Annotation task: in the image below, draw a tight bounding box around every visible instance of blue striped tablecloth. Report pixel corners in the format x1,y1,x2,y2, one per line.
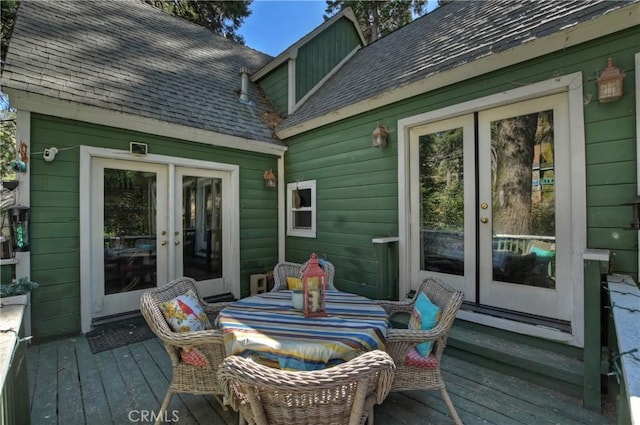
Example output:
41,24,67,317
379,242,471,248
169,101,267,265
216,290,388,371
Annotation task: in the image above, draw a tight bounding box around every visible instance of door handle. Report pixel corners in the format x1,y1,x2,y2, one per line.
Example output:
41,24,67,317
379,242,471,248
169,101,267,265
480,217,489,224
174,240,180,245
160,240,167,246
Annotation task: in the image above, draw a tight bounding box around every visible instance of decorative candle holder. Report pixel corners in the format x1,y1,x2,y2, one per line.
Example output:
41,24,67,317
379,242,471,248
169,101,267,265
301,253,327,317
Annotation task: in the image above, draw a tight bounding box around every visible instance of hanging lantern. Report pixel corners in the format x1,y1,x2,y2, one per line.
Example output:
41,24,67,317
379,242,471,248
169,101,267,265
597,58,625,103
371,122,389,148
8,206,30,252
263,169,277,188
301,253,327,318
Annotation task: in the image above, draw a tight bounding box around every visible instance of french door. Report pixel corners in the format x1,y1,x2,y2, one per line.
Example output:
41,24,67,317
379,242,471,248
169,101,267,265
412,93,571,323
90,158,231,319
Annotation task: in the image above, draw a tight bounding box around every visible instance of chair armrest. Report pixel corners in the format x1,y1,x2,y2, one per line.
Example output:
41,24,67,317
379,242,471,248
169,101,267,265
376,300,414,316
161,328,224,347
386,327,444,344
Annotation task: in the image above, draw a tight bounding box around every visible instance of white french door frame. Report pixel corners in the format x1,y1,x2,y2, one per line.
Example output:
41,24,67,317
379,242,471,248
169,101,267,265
397,72,587,346
79,146,240,333
409,114,477,302
90,158,170,318
174,167,232,297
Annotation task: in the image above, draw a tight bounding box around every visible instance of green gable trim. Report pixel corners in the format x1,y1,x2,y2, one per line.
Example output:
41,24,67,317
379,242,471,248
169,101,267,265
296,17,362,103
258,62,289,117
28,114,279,340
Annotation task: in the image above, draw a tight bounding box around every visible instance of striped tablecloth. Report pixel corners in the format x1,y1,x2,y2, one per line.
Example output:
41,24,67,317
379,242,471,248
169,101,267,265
216,290,388,371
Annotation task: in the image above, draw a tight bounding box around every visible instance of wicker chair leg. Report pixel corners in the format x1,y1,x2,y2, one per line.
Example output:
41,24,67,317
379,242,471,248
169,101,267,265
155,390,174,425
367,407,374,425
238,412,247,425
440,387,462,425
213,394,228,411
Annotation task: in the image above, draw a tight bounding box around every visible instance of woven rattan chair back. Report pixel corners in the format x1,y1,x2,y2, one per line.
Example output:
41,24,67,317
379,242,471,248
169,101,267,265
218,350,395,425
378,277,464,425
140,277,230,425
272,260,336,291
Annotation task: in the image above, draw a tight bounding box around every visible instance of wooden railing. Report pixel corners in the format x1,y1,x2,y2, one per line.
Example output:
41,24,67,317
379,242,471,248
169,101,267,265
607,274,639,425
0,301,30,425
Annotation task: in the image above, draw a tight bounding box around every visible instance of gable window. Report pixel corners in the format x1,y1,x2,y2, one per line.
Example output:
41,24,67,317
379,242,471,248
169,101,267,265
287,180,316,238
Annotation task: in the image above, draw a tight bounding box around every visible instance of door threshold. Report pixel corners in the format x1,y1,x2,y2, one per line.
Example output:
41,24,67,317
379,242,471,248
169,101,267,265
461,302,572,333
91,310,143,330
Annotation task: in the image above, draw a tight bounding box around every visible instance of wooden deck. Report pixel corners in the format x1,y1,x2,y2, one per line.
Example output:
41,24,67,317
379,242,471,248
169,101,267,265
27,336,614,425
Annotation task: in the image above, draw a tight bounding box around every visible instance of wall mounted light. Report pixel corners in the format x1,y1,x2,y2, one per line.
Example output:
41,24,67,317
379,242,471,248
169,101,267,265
622,196,640,230
371,122,389,148
263,169,276,188
597,57,624,103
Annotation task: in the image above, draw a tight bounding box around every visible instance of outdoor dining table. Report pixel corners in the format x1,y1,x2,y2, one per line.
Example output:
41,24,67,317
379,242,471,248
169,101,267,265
216,290,388,371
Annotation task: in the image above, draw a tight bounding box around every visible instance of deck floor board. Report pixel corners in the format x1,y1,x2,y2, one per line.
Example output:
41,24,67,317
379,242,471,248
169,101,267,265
75,337,112,425
27,336,615,425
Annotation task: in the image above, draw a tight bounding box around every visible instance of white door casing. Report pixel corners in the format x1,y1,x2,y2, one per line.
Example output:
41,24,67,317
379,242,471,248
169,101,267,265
80,146,240,333
398,73,586,346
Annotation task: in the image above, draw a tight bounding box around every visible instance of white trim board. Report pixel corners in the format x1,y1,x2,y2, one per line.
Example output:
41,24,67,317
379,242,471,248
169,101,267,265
4,89,287,156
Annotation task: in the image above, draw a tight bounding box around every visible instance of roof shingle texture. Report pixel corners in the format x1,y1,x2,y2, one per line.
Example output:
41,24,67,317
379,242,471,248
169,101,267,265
280,0,634,132
1,0,280,144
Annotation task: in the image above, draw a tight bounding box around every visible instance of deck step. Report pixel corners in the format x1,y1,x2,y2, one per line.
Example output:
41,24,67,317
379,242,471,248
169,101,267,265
446,323,584,398
389,313,584,398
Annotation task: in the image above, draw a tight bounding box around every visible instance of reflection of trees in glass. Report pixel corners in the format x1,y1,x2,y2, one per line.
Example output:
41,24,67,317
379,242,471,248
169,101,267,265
491,110,555,236
104,169,155,238
420,129,464,231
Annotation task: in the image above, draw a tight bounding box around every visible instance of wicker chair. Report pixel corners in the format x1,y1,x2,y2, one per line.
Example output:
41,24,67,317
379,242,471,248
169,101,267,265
377,277,464,425
272,260,336,291
217,350,395,425
140,277,231,425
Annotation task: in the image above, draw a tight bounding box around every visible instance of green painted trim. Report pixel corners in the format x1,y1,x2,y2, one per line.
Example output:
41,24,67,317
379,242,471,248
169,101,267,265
583,259,604,411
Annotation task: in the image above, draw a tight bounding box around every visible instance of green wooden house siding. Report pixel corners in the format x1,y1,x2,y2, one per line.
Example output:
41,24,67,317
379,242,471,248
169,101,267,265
295,17,362,103
284,27,639,299
28,114,279,340
258,62,289,117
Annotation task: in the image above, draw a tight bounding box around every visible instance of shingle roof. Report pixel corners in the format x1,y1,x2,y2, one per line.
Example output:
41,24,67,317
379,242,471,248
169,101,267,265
1,0,280,144
279,0,637,132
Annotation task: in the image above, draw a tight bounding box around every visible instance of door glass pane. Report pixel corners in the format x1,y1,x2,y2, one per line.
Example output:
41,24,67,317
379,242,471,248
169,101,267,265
182,176,222,281
491,110,556,288
103,169,157,295
420,128,465,276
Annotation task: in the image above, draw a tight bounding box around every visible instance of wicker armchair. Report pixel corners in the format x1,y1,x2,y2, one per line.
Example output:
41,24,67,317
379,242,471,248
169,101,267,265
377,277,464,425
140,277,231,425
217,350,395,425
272,260,336,291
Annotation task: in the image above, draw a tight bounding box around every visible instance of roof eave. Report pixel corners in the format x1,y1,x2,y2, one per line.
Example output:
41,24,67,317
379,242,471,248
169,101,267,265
276,2,639,139
4,88,288,155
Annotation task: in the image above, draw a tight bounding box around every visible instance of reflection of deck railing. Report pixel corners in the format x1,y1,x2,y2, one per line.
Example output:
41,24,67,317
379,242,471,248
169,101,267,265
493,234,555,254
104,235,155,249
